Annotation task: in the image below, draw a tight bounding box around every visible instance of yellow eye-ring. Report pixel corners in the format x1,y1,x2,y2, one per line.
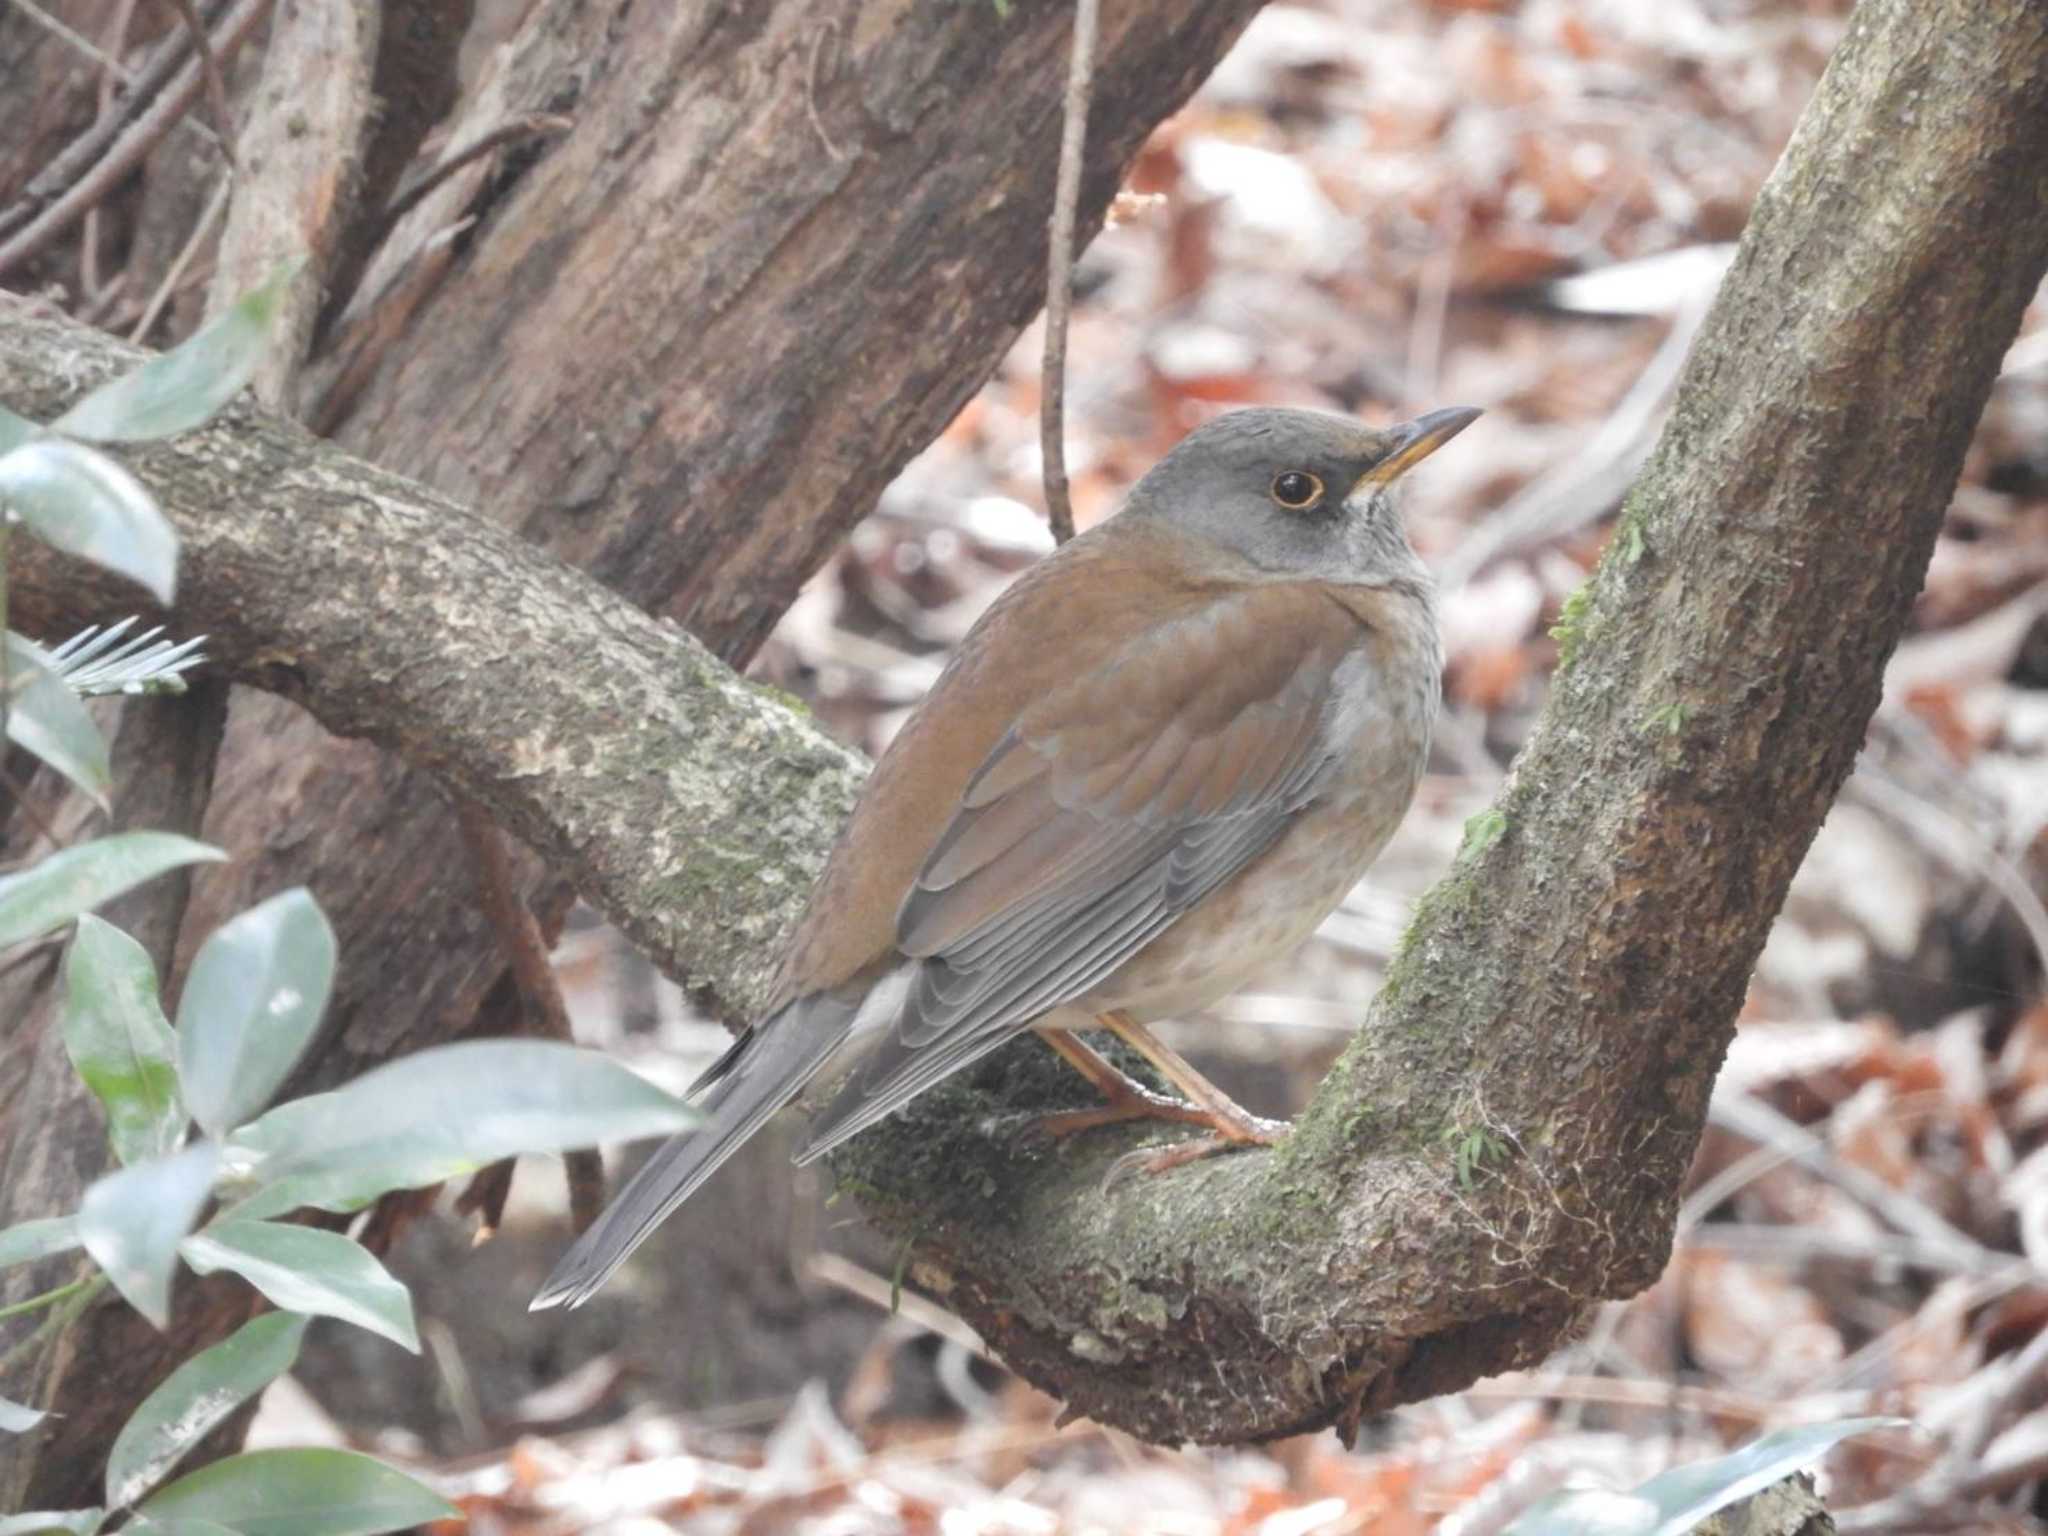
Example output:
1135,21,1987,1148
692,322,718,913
1270,470,1324,510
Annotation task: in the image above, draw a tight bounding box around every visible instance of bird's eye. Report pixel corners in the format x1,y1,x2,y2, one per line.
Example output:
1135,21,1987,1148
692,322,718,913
1270,470,1324,510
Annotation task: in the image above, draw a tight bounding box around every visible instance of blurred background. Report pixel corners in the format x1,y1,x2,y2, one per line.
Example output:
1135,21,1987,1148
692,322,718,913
270,0,2048,1528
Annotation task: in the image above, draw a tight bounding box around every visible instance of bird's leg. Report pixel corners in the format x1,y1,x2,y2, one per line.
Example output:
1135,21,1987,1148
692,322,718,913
1029,1013,1288,1172
1097,1009,1287,1150
1030,1026,1223,1136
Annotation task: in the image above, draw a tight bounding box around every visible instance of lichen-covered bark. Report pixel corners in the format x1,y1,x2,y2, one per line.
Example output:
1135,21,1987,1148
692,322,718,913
2,0,2043,1460
0,313,865,1019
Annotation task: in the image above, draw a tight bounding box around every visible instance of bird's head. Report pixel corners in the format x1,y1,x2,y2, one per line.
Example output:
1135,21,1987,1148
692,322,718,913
1122,405,1480,587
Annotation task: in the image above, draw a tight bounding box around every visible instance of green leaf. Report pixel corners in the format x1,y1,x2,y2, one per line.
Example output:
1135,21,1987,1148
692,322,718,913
0,404,38,456
52,263,297,445
180,1221,416,1352
226,1040,697,1221
176,889,335,1137
1630,1417,1908,1536
0,1215,81,1269
4,632,111,808
121,1520,241,1536
0,437,178,602
1,1393,46,1432
62,915,185,1165
0,1513,103,1536
1503,1416,1909,1536
0,833,226,950
76,1143,218,1328
136,1448,456,1536
106,1312,309,1508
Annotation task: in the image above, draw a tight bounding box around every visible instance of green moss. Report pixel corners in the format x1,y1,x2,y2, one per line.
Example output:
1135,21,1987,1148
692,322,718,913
890,1229,920,1313
1387,853,1482,979
1548,581,1597,671
749,679,814,718
828,1173,891,1208
1615,514,1648,567
1442,1124,1511,1189
1457,807,1509,862
1643,700,1689,738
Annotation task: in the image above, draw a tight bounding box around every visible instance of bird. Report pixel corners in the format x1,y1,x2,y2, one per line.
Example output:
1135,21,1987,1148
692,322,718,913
532,403,1479,1310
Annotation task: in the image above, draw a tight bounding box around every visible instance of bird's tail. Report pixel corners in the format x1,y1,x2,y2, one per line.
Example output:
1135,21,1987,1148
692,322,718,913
529,994,854,1310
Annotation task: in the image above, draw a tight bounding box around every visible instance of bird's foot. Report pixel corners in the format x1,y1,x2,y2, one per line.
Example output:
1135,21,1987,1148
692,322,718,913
1022,1081,1229,1142
1100,1113,1290,1189
1027,1020,1288,1173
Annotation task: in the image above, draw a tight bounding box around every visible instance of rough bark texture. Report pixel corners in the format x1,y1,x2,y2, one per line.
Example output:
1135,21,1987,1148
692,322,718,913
0,327,865,1019
6,0,2045,1455
209,0,380,412
0,0,1266,1501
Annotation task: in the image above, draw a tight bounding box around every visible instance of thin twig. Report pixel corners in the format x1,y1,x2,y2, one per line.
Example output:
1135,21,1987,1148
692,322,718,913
1683,1220,2028,1280
453,799,605,1236
96,0,138,105
0,0,222,244
1038,0,1098,548
806,1250,993,1361
1460,1372,1887,1428
128,170,230,342
1709,1093,2006,1274
375,113,573,240
2,0,138,84
166,0,236,165
79,0,141,304
0,761,68,850
0,0,270,282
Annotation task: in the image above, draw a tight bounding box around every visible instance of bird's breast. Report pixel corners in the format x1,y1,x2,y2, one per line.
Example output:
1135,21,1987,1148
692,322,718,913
1081,591,1440,1023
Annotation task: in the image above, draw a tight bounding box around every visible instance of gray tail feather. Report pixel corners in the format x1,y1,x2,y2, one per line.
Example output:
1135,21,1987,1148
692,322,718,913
529,997,853,1311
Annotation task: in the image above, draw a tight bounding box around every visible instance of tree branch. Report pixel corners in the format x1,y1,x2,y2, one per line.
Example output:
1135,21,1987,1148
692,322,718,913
0,303,865,1021
2,0,2042,1453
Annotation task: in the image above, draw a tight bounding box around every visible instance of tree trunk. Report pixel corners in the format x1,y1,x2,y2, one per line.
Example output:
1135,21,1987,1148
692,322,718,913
0,0,1264,1503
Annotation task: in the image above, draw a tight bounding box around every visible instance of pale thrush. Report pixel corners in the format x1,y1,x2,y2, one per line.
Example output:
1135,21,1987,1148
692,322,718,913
533,403,1479,1309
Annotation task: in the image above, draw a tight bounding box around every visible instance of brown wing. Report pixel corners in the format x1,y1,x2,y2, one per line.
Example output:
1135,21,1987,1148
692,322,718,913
771,518,1250,1007
798,580,1369,1159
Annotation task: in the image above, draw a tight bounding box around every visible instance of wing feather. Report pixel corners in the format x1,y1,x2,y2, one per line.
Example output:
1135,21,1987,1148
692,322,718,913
799,585,1373,1160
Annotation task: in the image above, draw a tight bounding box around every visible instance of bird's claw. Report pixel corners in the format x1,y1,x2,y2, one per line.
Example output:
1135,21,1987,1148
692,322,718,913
1098,1118,1290,1192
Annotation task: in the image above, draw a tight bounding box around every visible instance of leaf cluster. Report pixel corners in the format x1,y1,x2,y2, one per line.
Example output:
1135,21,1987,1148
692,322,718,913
0,271,698,1535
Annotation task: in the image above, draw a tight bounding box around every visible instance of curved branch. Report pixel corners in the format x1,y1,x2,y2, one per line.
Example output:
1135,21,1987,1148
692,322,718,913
832,0,2048,1441
3,0,2045,1450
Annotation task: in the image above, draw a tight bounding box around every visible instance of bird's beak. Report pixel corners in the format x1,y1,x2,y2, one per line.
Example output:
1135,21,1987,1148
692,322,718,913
1359,405,1483,487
